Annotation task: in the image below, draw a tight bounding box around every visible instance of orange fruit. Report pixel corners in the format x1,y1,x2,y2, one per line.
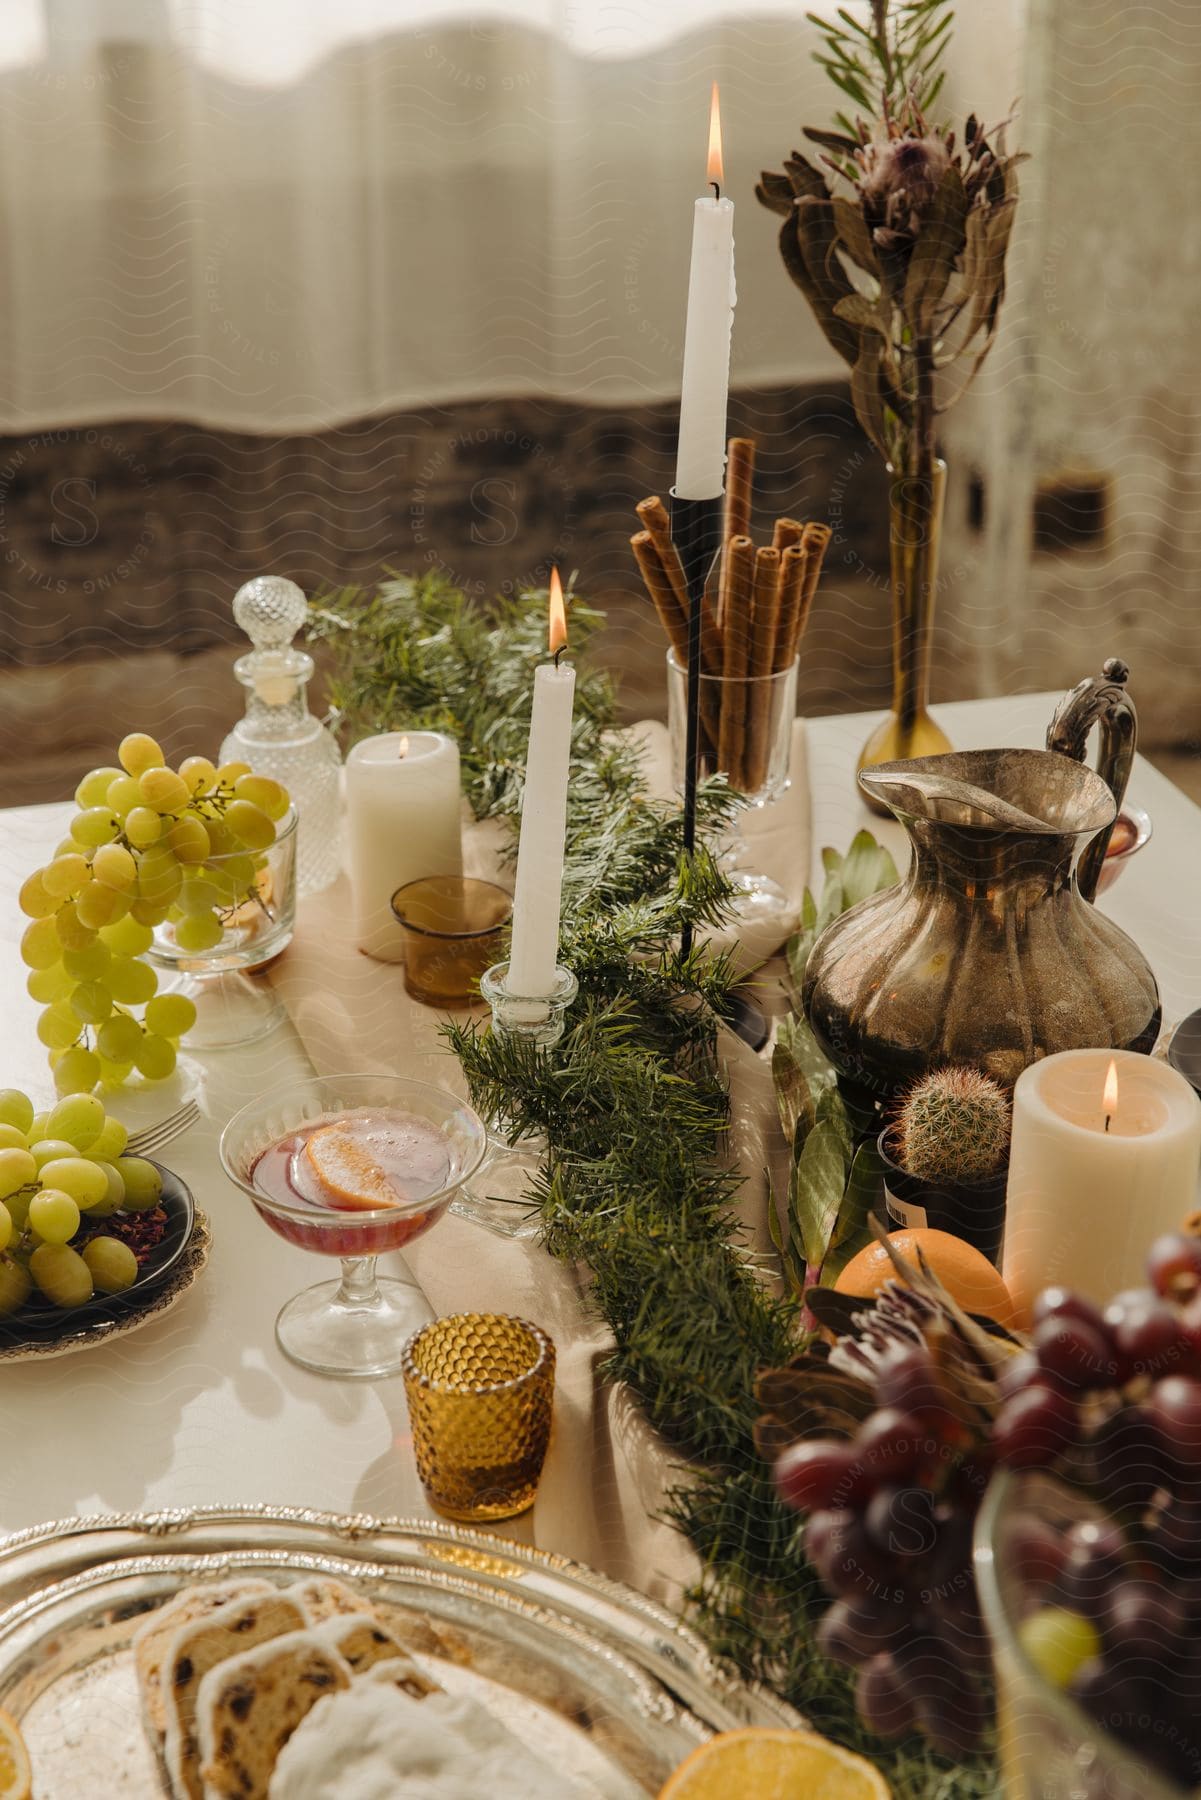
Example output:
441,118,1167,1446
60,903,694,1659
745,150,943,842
657,1727,890,1799
835,1227,1015,1329
303,1127,399,1210
0,1710,31,1800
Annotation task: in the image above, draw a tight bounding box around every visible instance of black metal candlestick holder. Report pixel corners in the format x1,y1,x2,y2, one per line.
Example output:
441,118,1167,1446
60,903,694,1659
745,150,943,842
669,490,723,958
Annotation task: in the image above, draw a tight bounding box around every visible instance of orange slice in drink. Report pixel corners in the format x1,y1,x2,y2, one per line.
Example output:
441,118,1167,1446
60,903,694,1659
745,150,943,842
303,1127,400,1211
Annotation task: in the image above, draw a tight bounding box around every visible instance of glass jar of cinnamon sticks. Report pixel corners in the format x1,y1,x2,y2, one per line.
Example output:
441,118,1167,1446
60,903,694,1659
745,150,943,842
631,436,829,798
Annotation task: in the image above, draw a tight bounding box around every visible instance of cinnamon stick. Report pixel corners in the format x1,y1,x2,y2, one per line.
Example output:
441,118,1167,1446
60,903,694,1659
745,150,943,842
787,521,831,663
718,535,755,788
723,437,756,549
630,530,689,667
635,495,721,676
745,546,783,792
772,516,804,554
773,543,809,673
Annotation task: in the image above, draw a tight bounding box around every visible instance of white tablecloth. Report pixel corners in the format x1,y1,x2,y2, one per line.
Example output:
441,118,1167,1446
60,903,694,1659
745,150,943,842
1,694,1197,1608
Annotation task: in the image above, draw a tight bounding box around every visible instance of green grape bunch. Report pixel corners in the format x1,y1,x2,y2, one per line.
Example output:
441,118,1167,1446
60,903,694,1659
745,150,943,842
18,734,290,1094
0,1086,166,1314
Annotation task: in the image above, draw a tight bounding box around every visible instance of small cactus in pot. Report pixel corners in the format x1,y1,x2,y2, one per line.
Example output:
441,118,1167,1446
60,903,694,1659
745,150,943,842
894,1066,1012,1189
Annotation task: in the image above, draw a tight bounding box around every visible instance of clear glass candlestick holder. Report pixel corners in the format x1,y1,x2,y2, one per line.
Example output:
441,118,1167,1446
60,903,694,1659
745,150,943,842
667,649,798,925
147,806,298,1049
452,960,577,1239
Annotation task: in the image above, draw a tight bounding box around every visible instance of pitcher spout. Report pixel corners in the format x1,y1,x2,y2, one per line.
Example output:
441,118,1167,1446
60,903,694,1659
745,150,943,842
857,748,1116,841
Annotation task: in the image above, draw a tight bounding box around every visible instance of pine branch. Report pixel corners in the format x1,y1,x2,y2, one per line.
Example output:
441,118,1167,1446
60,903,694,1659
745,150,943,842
318,575,996,1797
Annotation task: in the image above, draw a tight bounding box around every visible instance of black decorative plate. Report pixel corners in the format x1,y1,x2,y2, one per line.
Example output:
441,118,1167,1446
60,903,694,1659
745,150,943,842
0,1165,200,1355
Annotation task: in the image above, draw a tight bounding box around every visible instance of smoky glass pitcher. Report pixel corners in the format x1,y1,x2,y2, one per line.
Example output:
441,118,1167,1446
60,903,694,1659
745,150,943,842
802,747,1161,1096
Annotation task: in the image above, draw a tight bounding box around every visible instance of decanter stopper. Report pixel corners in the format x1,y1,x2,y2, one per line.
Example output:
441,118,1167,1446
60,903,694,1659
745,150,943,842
221,575,342,898
232,576,312,709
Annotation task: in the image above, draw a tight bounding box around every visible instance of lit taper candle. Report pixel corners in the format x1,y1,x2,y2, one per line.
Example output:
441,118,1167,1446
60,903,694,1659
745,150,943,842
507,571,575,998
674,82,736,501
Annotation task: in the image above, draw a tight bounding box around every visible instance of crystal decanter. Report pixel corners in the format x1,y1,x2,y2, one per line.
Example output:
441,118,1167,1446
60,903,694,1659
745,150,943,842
220,576,341,895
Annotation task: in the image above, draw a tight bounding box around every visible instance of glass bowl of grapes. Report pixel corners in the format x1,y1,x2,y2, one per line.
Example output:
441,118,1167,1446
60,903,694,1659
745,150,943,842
147,800,297,1050
977,1472,1195,1800
220,1074,487,1379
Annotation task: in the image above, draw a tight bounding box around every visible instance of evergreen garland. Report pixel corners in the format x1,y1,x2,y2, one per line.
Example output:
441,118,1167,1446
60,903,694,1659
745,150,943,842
308,576,1000,1800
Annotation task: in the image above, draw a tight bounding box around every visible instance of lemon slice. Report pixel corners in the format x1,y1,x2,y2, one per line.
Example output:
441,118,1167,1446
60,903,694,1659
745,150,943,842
0,1711,31,1800
657,1728,890,1800
303,1127,400,1211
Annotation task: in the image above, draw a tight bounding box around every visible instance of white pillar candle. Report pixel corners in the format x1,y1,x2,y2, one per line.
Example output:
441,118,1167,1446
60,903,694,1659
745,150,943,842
508,574,575,999
674,83,736,501
1003,1049,1201,1325
345,731,463,962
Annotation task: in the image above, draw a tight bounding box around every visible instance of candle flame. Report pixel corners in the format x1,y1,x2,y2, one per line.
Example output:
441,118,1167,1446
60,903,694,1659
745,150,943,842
706,82,723,187
548,567,568,657
1104,1058,1119,1118
398,735,409,759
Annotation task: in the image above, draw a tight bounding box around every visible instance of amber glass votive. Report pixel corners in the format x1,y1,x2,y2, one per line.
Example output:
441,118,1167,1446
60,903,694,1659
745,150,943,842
391,876,512,1007
401,1313,555,1521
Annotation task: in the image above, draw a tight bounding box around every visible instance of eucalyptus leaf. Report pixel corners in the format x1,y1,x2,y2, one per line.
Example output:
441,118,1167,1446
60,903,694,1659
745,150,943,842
820,1143,888,1289
790,1117,853,1268
771,1029,816,1145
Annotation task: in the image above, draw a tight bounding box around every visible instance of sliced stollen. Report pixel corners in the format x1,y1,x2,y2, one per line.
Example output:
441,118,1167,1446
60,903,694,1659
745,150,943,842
197,1633,351,1800
280,1577,373,1625
164,1592,311,1800
133,1581,274,1739
361,1654,441,1702
311,1615,435,1688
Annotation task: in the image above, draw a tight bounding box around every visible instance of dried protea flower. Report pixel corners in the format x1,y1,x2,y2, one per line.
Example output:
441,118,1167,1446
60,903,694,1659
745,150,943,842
858,129,952,253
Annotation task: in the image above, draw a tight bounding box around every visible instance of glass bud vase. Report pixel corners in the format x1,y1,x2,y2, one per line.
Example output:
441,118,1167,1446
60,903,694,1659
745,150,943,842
856,457,952,814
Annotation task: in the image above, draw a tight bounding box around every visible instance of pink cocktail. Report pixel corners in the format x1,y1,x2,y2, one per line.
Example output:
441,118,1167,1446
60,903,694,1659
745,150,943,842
221,1075,487,1379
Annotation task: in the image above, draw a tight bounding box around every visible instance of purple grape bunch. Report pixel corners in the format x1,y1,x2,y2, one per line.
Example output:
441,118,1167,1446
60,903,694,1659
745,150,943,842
773,1229,1201,1779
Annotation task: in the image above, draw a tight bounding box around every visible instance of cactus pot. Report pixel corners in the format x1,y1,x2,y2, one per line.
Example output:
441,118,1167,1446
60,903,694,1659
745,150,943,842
877,1127,1008,1268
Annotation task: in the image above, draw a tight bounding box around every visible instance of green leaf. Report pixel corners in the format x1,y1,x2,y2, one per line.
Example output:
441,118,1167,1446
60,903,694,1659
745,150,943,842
831,1137,886,1251
771,1029,816,1145
839,828,900,907
773,1013,837,1140
790,1117,854,1268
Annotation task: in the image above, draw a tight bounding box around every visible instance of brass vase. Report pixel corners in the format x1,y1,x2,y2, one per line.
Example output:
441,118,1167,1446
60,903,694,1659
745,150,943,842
857,458,952,813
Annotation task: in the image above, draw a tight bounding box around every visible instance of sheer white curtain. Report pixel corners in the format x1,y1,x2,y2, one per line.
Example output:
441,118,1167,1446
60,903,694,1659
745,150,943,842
0,2,1020,431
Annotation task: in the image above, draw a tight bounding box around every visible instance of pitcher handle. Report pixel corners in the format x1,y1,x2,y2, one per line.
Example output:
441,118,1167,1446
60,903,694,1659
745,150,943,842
1046,658,1137,903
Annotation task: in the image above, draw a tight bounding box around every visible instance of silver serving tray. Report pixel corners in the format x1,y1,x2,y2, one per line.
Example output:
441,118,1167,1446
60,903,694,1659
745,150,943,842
0,1506,804,1797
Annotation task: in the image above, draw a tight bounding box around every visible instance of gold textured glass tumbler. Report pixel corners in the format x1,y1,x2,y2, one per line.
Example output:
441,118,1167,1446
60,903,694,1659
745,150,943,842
401,1313,555,1521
